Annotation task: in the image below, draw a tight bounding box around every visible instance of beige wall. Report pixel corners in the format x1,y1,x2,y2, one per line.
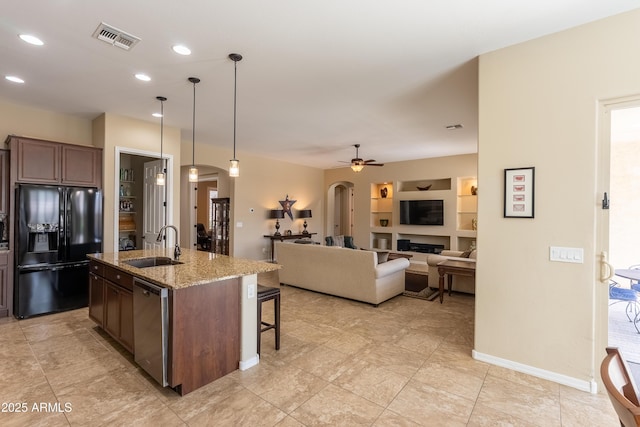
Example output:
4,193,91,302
179,141,325,260
477,9,640,390
95,113,181,253
0,99,93,146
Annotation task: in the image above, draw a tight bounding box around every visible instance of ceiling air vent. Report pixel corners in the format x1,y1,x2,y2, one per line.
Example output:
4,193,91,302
92,22,140,51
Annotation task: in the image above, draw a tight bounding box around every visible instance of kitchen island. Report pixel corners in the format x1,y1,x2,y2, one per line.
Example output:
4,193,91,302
87,248,279,395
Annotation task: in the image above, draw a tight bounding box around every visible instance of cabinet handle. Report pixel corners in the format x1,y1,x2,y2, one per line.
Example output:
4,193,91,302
116,274,121,280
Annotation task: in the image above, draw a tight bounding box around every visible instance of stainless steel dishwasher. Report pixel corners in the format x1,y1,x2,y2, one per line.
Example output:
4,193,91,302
133,278,169,387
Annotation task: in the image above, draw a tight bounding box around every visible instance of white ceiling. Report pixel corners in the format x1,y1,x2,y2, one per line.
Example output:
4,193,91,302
1,1,638,169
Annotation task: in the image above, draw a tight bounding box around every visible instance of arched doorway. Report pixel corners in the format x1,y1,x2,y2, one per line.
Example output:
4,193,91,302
326,181,354,239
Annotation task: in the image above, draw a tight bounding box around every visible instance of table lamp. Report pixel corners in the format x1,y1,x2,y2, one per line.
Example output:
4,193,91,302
269,209,285,236
298,209,312,234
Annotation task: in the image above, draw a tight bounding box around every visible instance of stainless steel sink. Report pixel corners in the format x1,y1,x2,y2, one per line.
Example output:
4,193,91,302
124,257,183,268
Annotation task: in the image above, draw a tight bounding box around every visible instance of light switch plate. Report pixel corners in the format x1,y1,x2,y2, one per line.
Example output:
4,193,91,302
550,246,584,263
247,283,255,299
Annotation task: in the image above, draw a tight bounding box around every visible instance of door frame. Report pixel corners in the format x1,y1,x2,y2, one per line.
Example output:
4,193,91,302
595,94,640,387
114,147,174,253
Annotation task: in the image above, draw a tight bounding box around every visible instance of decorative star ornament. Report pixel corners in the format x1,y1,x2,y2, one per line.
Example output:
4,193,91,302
279,194,296,220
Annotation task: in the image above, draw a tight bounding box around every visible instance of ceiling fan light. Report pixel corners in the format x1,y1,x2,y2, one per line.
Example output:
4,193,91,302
188,167,199,182
351,163,364,173
229,159,240,177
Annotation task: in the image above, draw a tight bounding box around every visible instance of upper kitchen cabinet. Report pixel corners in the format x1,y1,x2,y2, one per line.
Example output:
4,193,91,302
0,149,8,215
6,136,102,188
61,145,102,187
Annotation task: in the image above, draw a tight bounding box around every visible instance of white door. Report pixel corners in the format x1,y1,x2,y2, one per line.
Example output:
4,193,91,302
143,159,166,249
596,96,640,375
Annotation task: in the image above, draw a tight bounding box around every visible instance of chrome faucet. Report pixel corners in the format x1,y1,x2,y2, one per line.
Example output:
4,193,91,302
156,225,181,260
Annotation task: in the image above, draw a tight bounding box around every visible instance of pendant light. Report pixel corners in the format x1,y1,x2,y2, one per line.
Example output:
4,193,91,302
188,77,200,182
228,53,242,177
156,96,167,186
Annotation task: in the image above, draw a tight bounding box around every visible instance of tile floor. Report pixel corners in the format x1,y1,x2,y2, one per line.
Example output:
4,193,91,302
0,271,620,426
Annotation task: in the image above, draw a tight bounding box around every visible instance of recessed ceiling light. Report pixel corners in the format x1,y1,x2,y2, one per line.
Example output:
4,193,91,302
172,45,191,55
5,76,25,84
445,124,463,130
152,113,163,118
135,73,151,82
19,34,43,46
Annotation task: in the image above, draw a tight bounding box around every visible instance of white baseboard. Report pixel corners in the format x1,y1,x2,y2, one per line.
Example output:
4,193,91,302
472,349,598,394
239,355,259,371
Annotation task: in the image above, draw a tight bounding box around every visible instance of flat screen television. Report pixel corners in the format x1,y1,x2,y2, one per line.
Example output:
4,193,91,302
399,200,444,225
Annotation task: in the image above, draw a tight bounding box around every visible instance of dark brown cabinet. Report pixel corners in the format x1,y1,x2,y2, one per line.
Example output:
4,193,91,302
61,145,102,187
7,136,102,187
88,272,104,326
89,261,133,352
15,137,59,183
104,282,133,352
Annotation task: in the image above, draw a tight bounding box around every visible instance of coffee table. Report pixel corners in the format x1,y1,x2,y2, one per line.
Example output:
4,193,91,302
437,260,476,303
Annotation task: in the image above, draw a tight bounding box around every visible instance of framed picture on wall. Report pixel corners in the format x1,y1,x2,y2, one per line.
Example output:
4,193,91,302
504,167,535,218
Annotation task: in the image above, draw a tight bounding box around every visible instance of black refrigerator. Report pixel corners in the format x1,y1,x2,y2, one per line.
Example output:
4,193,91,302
14,184,103,318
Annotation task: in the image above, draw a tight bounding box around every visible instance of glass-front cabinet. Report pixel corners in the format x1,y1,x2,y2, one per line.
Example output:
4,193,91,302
210,198,230,255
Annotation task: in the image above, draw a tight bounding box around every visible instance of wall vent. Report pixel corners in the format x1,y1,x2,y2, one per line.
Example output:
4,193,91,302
92,22,140,51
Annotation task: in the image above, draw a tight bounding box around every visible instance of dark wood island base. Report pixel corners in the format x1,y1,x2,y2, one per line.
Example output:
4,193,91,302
169,278,240,395
86,248,280,396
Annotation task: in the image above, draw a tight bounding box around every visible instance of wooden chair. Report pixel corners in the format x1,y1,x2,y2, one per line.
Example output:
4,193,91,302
600,347,640,426
196,223,211,251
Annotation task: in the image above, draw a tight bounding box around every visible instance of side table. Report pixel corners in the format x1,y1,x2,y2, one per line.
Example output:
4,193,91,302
437,260,476,304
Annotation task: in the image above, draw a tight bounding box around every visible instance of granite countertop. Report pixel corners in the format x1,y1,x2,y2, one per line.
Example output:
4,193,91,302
87,248,279,290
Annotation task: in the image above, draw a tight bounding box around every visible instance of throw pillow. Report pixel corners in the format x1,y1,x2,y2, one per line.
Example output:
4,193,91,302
334,235,345,248
460,250,472,258
325,236,334,246
344,236,357,249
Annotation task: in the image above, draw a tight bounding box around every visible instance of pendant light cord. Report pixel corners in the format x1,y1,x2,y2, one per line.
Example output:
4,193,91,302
192,81,196,166
233,59,237,159
160,99,164,169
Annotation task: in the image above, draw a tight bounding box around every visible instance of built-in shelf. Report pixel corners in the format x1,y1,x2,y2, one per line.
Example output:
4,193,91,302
370,183,393,229
118,164,139,251
366,175,477,254
457,177,477,232
398,178,451,193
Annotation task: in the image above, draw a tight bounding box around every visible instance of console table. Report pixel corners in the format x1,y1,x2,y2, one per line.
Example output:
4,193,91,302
437,260,476,304
264,233,317,262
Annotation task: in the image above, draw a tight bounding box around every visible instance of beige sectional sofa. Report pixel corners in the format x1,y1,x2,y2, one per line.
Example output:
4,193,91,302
425,250,477,294
275,242,410,305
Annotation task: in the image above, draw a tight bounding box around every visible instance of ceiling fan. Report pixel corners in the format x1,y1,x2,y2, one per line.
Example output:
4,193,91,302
343,144,384,172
